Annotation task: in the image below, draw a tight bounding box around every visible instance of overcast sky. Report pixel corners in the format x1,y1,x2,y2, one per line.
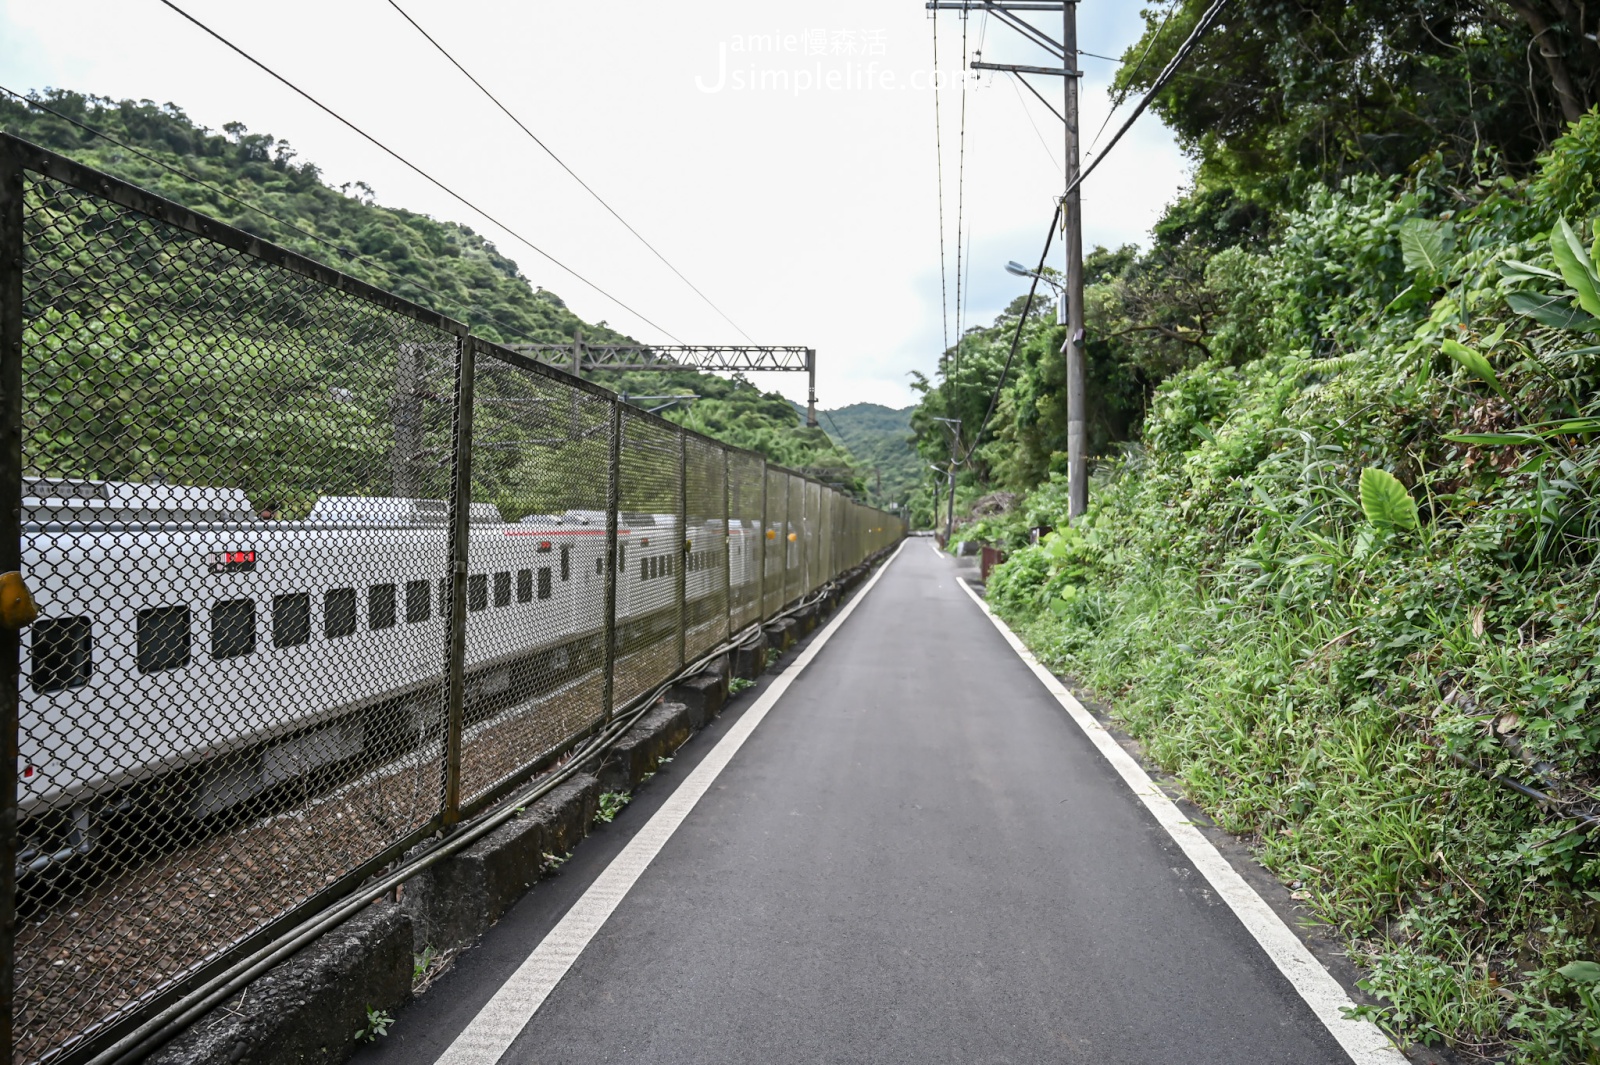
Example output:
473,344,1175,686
0,0,1189,410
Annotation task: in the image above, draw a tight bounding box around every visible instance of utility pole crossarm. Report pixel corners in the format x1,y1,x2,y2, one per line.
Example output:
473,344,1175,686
925,2,1070,10
970,61,1080,76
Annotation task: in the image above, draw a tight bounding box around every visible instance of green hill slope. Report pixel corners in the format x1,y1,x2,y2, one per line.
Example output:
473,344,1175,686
813,403,918,510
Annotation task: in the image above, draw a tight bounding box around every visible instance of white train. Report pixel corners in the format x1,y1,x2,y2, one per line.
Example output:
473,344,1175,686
17,479,794,877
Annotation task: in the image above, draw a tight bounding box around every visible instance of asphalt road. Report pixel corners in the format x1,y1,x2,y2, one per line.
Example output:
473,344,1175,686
361,542,1354,1065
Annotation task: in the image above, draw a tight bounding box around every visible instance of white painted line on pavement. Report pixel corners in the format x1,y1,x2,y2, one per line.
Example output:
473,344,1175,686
955,577,1407,1065
433,542,908,1065
927,540,945,559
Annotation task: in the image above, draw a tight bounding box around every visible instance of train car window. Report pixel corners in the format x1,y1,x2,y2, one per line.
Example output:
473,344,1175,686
494,571,511,608
210,599,256,660
273,593,311,649
325,588,358,640
406,580,431,624
538,567,552,600
138,606,192,672
594,557,603,576
561,545,571,581
641,556,649,581
468,574,488,612
369,583,397,630
517,568,533,603
31,616,92,692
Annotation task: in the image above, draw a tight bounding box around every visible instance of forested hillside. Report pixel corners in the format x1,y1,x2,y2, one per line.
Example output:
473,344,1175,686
918,3,1600,1060
0,89,860,485
794,402,918,511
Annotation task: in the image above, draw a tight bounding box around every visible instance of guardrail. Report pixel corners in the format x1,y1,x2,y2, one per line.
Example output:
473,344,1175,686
0,131,903,1065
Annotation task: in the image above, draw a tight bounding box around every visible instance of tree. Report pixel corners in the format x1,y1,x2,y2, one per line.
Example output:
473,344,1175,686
1119,1,1600,200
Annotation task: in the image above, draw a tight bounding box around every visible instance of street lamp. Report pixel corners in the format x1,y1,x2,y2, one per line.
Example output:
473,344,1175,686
1006,261,1066,324
930,418,963,544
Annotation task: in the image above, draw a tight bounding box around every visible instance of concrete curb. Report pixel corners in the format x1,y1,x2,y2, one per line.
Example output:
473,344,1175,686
155,546,900,1065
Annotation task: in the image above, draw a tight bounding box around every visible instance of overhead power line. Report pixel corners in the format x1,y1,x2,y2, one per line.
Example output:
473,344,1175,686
953,10,970,381
385,0,754,344
1070,0,1227,201
963,0,1230,460
1086,1,1177,157
0,86,538,344
933,9,951,361
155,0,682,342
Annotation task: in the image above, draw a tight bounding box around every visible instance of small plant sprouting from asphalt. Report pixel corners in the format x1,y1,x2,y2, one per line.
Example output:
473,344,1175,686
729,677,755,696
354,1007,393,1043
595,791,632,824
765,647,782,668
543,850,570,871
412,946,437,984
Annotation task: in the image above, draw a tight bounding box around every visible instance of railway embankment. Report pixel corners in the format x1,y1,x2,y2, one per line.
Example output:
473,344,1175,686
146,557,884,1065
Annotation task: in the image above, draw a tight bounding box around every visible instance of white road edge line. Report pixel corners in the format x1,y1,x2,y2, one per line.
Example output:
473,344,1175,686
955,577,1406,1065
927,539,945,559
433,541,909,1065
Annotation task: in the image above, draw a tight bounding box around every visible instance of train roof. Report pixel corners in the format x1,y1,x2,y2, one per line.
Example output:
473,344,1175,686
24,478,254,524
307,497,504,525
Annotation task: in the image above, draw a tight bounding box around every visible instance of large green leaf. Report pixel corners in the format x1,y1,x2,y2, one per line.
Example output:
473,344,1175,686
1559,960,1600,983
1359,468,1419,531
1505,291,1598,331
1498,258,1560,282
1551,218,1600,319
1399,218,1453,275
1441,338,1505,397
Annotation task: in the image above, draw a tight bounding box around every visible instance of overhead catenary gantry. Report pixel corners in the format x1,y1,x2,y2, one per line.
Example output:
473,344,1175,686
511,336,819,426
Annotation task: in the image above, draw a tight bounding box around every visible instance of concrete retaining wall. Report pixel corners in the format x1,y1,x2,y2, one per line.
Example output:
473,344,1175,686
150,902,414,1065
153,546,896,1064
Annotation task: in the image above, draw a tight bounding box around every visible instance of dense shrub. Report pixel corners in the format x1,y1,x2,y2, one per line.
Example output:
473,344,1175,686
985,115,1600,1061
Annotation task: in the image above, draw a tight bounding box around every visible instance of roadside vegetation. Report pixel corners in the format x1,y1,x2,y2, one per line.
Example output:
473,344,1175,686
917,4,1600,1060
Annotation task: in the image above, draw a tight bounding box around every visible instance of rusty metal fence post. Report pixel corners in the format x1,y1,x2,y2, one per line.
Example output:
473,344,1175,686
0,136,24,1065
757,459,768,623
675,430,687,672
721,449,732,639
600,397,622,722
440,334,476,828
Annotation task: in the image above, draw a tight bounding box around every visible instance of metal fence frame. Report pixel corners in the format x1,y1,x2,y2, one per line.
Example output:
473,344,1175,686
0,131,903,1065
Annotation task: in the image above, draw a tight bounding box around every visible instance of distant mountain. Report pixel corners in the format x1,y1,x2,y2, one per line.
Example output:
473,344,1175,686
804,402,919,510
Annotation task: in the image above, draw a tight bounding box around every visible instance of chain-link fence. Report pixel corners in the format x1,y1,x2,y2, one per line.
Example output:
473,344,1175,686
0,133,903,1065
